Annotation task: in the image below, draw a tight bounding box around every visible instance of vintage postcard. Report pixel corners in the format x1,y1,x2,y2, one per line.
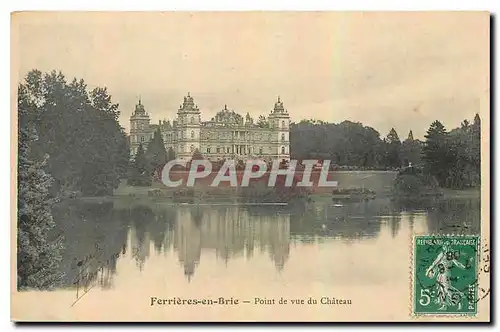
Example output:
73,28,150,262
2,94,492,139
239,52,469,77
11,11,490,322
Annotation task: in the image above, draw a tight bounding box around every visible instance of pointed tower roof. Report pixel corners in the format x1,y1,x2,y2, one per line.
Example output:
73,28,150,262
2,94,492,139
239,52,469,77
407,130,414,141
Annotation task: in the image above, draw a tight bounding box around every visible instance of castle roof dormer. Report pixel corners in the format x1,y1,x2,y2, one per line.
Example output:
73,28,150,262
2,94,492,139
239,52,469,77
274,96,284,113
178,92,200,113
269,96,289,118
212,105,244,125
245,112,254,126
131,97,150,118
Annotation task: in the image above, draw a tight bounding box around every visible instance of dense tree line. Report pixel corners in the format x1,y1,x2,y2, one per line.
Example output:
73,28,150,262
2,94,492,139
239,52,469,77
290,120,422,169
290,115,481,189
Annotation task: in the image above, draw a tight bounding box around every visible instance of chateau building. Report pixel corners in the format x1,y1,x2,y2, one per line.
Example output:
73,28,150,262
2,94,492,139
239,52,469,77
129,93,291,161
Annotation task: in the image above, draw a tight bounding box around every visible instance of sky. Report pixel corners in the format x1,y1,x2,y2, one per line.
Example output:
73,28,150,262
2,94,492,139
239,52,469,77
13,11,489,139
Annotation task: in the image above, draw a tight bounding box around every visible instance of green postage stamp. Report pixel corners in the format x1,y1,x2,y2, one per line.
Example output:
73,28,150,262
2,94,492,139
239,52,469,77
413,235,480,315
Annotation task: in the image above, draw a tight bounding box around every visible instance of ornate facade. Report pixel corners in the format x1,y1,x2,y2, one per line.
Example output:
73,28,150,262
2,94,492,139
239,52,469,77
130,93,291,161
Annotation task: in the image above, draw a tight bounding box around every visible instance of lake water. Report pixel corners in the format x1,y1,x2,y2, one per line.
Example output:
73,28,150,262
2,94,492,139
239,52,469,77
15,197,481,321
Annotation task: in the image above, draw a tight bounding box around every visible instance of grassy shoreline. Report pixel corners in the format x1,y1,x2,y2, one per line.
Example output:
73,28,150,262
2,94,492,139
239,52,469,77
440,188,481,199
70,186,480,205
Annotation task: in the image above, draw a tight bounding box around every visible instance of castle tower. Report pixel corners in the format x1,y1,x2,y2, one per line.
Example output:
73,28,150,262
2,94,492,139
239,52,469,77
268,96,290,161
176,92,201,160
129,98,152,157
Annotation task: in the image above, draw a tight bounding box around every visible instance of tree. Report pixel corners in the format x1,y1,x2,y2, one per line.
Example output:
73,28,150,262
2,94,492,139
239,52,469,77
19,69,129,196
461,119,470,129
145,128,168,174
89,87,131,182
191,148,204,160
289,120,382,168
420,116,481,189
446,129,471,188
473,113,481,128
382,128,402,169
422,121,449,186
471,113,481,176
407,130,414,141
167,147,176,162
444,115,481,188
186,149,205,172
17,86,64,290
128,144,151,186
401,130,422,167
187,149,205,173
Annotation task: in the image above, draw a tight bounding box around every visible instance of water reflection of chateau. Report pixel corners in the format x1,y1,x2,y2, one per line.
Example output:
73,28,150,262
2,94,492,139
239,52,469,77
130,206,291,280
125,200,399,280
174,207,291,279
130,227,151,271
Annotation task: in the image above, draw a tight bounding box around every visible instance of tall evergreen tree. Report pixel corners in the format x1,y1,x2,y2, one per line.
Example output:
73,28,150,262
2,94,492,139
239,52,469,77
383,128,402,169
446,129,471,188
17,86,64,290
191,148,204,160
401,129,422,167
145,128,168,174
386,128,400,142
167,147,176,162
128,144,151,186
189,149,205,172
471,113,481,176
422,120,449,186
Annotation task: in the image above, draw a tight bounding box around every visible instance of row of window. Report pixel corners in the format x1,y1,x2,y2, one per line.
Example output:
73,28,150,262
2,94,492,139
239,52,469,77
177,117,289,128
136,132,288,144
159,132,289,141
141,131,285,143
202,130,251,140
135,143,289,155
177,115,201,125
201,146,288,155
189,131,288,141
133,119,289,130
131,122,149,130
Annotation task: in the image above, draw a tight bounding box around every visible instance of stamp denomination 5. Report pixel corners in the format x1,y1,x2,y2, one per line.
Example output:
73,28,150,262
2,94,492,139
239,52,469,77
413,234,479,316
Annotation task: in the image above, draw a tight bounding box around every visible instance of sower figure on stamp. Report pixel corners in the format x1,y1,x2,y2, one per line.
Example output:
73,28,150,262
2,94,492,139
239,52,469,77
425,244,472,311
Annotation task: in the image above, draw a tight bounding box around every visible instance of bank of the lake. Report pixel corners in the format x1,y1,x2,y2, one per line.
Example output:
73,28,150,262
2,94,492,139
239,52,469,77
439,187,481,199
67,171,479,206
71,185,480,210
